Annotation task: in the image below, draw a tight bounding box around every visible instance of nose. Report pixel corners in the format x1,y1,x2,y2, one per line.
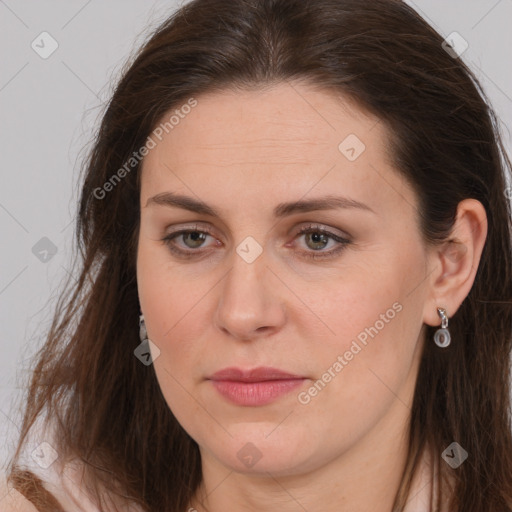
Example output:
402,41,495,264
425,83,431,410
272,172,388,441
213,245,287,341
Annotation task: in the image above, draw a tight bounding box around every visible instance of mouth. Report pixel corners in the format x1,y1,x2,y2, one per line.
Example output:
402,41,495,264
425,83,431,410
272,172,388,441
207,366,307,406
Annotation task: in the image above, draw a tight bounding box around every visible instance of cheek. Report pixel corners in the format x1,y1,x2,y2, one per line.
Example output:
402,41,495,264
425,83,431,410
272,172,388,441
137,237,205,338
297,258,401,346
293,290,421,448
136,241,217,411
299,244,426,394
138,270,208,428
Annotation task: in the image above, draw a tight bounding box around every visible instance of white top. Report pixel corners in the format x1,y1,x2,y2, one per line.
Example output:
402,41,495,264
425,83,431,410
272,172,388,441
9,413,436,512
12,412,113,512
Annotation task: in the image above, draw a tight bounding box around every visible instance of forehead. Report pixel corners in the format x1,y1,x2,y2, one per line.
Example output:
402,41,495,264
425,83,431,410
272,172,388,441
142,81,388,170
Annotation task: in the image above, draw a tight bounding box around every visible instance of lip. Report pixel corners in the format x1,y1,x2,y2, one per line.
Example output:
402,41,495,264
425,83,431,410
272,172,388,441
208,366,304,382
207,366,306,406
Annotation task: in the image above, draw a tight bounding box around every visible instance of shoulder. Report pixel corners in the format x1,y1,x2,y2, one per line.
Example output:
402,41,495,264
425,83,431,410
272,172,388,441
0,471,40,512
6,412,146,512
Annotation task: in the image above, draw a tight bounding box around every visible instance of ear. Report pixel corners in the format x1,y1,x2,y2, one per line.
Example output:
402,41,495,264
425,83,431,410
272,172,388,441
422,198,488,327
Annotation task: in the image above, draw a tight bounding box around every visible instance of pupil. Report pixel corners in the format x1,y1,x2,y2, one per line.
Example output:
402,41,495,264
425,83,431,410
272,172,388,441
308,232,327,250
186,232,205,247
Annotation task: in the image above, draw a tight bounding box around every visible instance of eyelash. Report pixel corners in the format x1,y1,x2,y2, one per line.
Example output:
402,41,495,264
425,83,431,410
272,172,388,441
160,223,351,261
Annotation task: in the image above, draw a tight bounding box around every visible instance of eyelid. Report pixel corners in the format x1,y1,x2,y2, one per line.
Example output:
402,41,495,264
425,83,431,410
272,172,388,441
293,221,351,239
164,222,217,238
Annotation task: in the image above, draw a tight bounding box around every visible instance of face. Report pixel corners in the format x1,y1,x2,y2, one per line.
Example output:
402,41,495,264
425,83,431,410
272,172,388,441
136,81,431,477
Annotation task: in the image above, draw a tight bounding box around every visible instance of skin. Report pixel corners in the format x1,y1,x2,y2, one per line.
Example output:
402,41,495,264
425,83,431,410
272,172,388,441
136,81,487,512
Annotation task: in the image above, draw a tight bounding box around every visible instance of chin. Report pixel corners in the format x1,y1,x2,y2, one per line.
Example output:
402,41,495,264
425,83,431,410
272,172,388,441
200,426,323,476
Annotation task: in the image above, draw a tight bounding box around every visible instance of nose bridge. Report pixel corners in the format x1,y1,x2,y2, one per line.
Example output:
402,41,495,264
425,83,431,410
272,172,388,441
213,239,285,340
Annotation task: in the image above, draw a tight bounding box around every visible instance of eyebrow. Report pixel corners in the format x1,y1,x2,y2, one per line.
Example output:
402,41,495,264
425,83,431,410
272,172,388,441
145,191,376,217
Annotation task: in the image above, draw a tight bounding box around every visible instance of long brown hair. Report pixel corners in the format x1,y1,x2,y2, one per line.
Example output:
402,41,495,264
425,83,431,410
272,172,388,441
6,0,512,510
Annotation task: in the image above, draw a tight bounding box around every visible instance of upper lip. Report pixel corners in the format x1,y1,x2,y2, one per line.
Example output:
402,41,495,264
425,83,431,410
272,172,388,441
208,366,305,382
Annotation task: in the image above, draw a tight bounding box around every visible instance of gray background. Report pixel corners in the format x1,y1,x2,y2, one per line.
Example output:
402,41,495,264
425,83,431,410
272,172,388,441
1,0,511,470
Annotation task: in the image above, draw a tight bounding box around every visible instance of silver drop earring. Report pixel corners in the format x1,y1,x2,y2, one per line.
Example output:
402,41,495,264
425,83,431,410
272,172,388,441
434,307,451,348
136,313,160,365
139,314,148,342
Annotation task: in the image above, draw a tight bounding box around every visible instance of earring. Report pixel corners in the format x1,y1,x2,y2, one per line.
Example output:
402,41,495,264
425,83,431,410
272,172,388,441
434,307,451,348
139,313,148,342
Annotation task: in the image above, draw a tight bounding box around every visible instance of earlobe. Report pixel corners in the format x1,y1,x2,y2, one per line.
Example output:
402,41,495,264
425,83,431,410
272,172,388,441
422,198,488,327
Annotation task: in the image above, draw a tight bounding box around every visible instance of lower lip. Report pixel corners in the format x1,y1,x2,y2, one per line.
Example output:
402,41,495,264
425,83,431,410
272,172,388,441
210,379,305,406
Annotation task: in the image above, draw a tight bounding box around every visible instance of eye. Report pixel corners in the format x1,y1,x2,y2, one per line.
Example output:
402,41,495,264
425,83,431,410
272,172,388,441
292,223,351,260
160,223,351,260
172,231,209,249
160,224,218,257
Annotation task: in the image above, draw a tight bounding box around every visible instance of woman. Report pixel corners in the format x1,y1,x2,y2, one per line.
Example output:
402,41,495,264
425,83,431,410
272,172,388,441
2,0,512,510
